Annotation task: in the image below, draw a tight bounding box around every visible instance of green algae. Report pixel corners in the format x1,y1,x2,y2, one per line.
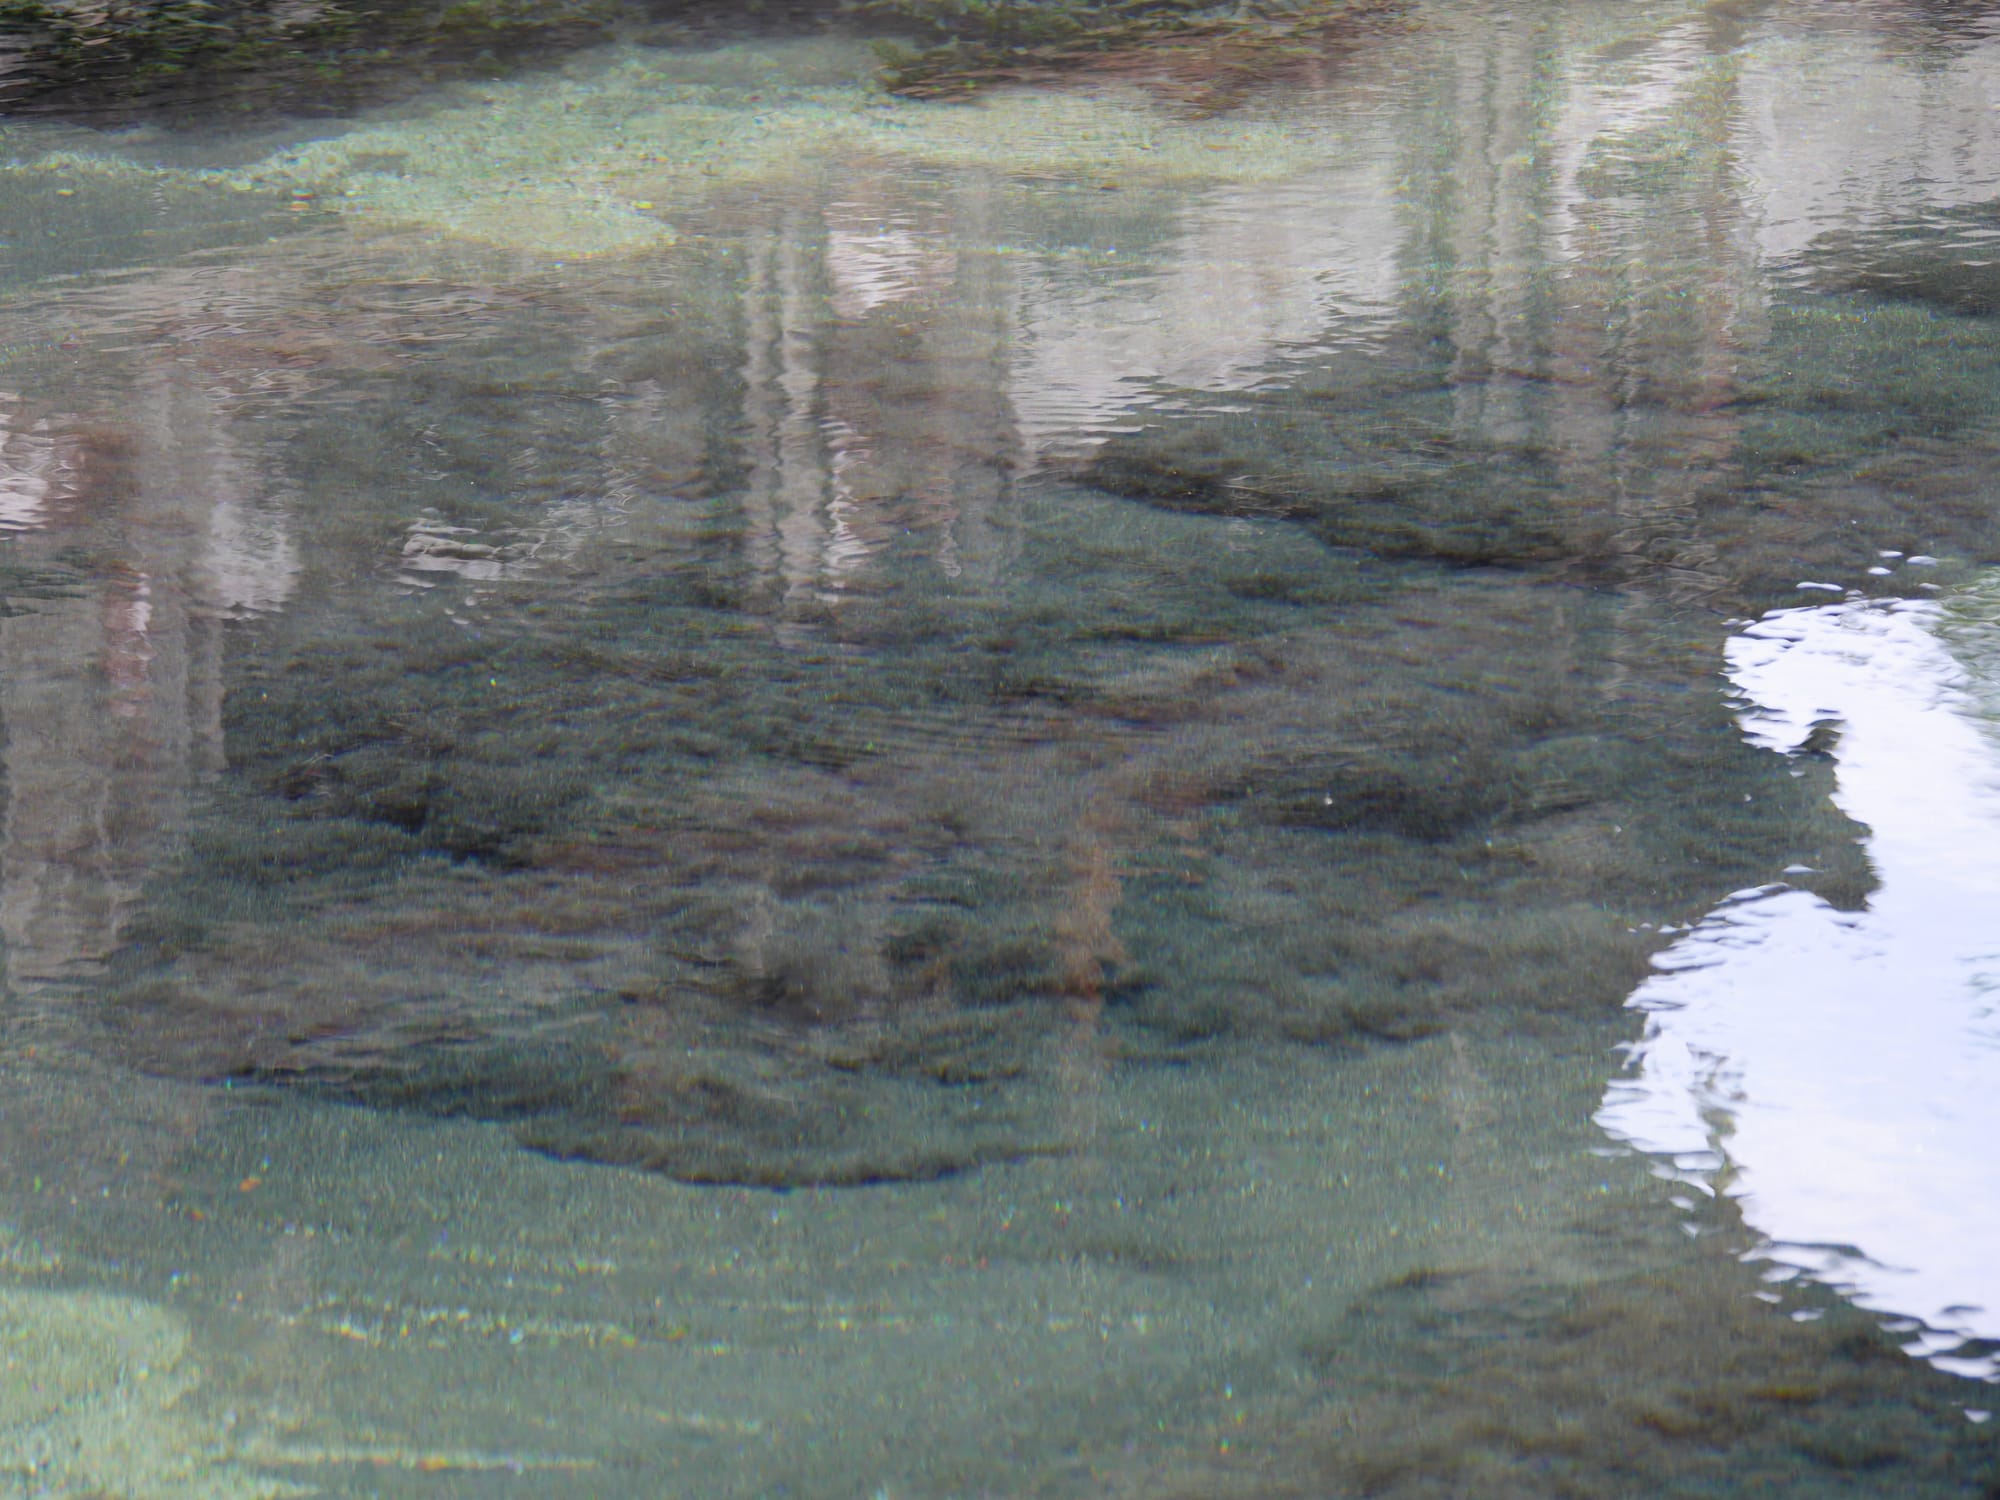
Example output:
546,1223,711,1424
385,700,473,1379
13,37,1368,257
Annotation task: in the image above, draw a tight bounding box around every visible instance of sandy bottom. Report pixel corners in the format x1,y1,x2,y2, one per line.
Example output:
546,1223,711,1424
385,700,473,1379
0,1026,1667,1498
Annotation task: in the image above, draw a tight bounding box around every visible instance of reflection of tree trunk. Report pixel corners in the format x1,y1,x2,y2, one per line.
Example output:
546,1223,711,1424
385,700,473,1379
0,372,245,1007
740,229,784,607
0,517,186,998
1445,11,1545,448
742,176,1027,617
1052,807,1125,1160
739,213,834,638
1,590,151,992
1421,4,1762,712
776,224,830,621
919,176,1022,592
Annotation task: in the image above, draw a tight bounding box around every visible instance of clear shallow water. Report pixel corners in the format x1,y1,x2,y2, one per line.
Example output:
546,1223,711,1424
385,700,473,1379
3,0,2000,1494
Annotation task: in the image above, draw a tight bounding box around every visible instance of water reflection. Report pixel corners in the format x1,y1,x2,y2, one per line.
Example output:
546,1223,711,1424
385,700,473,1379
0,396,68,533
4,0,2000,1491
1009,173,1404,456
0,372,254,998
1740,22,2000,268
1598,580,2000,1378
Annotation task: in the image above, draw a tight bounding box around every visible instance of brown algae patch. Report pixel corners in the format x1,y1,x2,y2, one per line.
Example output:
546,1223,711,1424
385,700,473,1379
0,1287,295,1499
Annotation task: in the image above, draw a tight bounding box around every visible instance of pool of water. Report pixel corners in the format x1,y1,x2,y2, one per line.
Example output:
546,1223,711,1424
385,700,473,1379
3,0,2000,1494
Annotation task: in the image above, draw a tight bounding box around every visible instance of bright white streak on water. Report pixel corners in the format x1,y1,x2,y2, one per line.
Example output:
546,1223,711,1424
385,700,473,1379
1597,587,2000,1380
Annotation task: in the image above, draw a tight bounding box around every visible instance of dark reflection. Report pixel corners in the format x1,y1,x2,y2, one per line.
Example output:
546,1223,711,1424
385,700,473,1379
0,0,827,126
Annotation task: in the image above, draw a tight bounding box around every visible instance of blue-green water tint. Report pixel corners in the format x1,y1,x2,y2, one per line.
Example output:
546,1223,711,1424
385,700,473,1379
2,1,2000,1494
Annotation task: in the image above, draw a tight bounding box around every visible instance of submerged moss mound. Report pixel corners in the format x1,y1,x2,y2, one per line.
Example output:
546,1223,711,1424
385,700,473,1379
1132,1208,2000,1499
6,216,1872,1190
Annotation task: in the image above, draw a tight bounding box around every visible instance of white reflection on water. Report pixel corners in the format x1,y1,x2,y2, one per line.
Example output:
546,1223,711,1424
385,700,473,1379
0,395,68,533
1737,22,2000,268
1598,582,2000,1378
1008,173,1403,458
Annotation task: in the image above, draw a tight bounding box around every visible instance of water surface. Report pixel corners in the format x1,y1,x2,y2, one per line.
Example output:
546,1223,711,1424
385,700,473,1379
3,1,2000,1494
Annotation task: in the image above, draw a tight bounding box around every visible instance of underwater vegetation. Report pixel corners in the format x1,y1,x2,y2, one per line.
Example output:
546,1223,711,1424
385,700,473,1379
24,226,1873,1190
8,5,2000,1491
13,3,2000,1202
1131,1200,2000,1500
